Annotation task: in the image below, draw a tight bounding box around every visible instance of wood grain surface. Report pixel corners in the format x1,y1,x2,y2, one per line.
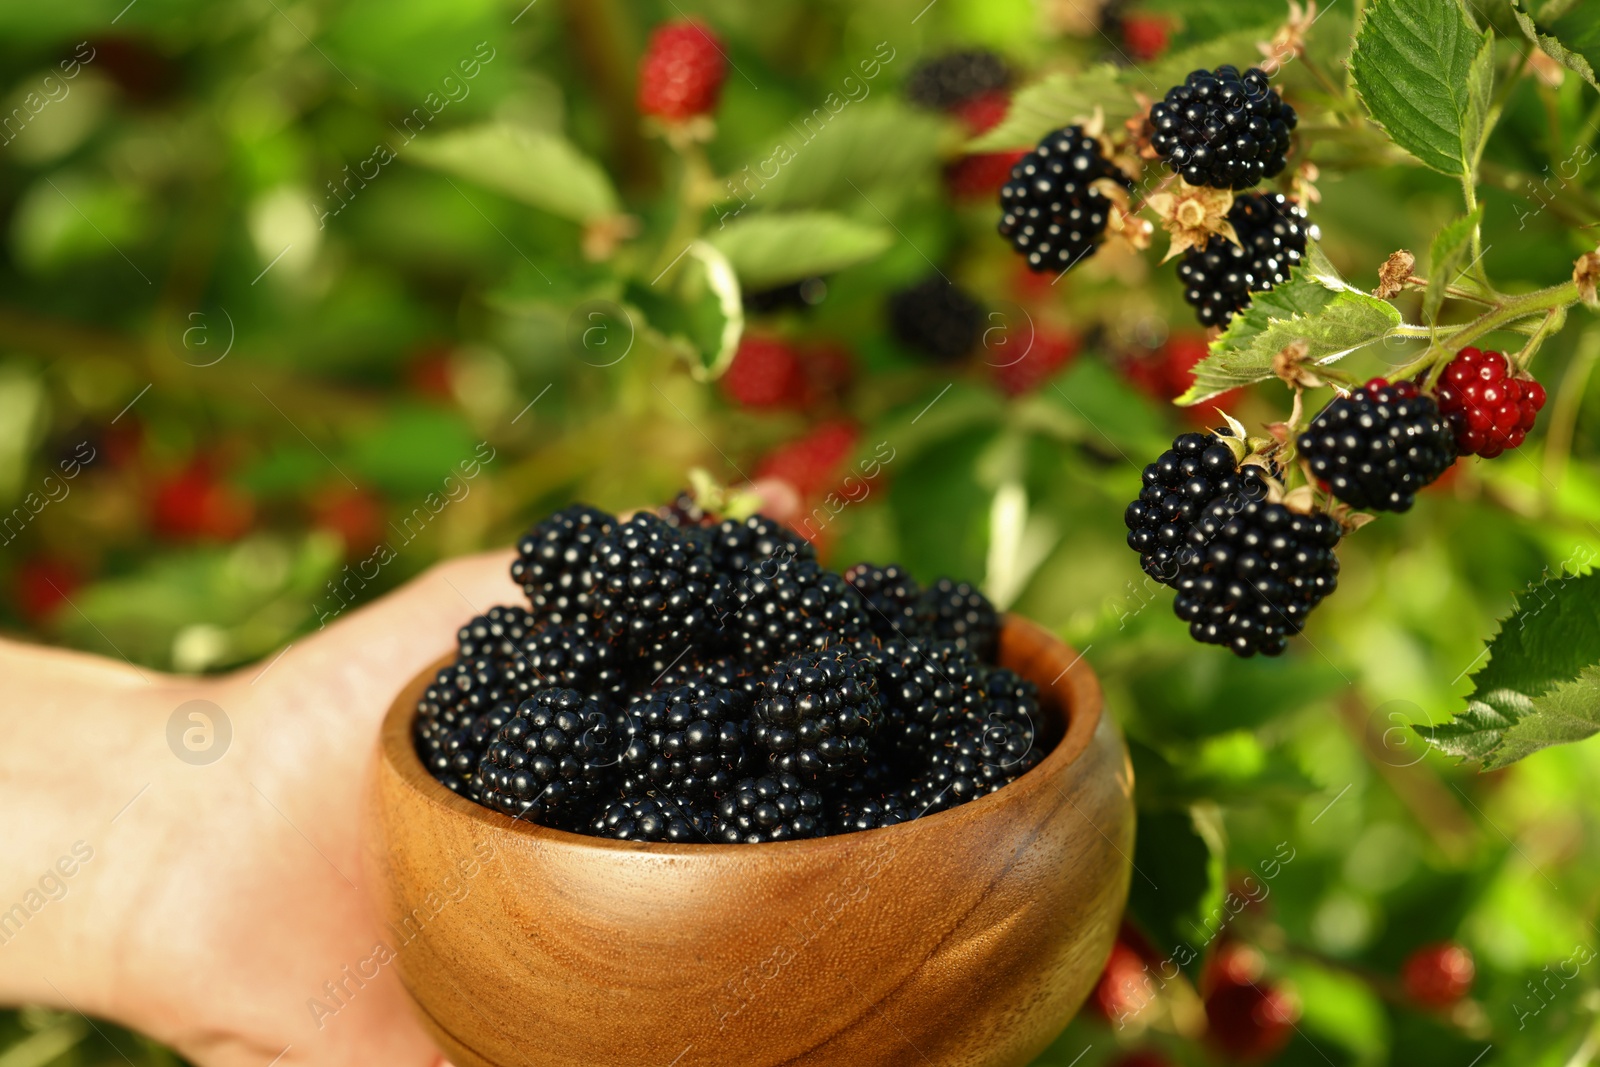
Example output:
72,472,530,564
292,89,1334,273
363,615,1135,1067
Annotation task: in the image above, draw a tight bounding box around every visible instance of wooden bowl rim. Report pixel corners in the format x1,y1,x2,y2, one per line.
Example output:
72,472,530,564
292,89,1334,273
377,614,1105,855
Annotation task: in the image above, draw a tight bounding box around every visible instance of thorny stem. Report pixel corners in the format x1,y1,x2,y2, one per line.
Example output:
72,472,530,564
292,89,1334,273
1515,306,1566,369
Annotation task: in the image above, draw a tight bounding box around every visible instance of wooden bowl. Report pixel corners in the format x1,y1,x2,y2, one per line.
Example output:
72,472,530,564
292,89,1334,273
364,616,1134,1067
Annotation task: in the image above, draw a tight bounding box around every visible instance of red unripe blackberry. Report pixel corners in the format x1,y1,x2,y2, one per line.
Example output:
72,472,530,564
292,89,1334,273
1172,495,1342,657
1435,347,1547,457
1204,978,1298,1061
14,556,81,625
755,420,860,499
714,772,826,842
946,149,1030,200
151,459,254,541
992,326,1080,397
999,126,1132,274
1402,941,1475,1009
843,562,930,640
888,277,986,361
593,794,717,843
478,688,619,824
917,577,999,660
1119,14,1172,62
752,647,883,780
1151,65,1296,189
511,504,615,623
1298,378,1457,512
636,20,726,122
905,49,1012,111
1178,192,1314,328
1124,431,1274,587
1092,940,1155,1025
722,335,805,409
619,683,751,799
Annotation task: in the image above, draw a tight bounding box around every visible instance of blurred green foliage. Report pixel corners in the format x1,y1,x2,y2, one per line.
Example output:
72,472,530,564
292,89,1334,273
2,0,1600,1063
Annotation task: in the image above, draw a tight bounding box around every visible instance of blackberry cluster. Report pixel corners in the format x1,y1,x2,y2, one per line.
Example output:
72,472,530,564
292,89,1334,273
888,277,985,362
1172,498,1343,657
1178,193,1314,328
905,49,1012,111
418,500,1055,841
1124,431,1273,586
998,126,1132,274
1150,65,1296,189
1298,378,1457,512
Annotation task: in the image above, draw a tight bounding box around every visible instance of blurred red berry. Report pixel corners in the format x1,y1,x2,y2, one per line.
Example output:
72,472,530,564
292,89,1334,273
1091,940,1156,1026
86,36,182,104
151,460,254,541
799,340,856,407
1120,15,1172,62
1205,979,1299,1061
755,420,860,501
945,149,1028,199
311,485,386,554
1203,940,1265,991
1123,334,1243,426
102,419,144,468
950,89,1012,135
1435,347,1547,458
15,557,81,625
993,326,1080,397
723,335,806,409
1402,942,1475,1009
407,346,455,402
637,20,727,121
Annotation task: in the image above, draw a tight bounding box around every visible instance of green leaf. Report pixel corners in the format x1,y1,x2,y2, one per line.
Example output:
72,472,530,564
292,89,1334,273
735,102,946,212
705,211,892,290
407,123,619,223
1350,0,1495,176
1513,0,1600,90
624,241,744,383
1425,206,1484,322
1424,569,1600,768
1176,249,1402,406
965,66,1130,152
1126,806,1225,971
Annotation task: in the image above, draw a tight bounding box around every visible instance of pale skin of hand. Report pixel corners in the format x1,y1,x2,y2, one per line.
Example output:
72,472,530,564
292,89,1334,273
0,549,523,1067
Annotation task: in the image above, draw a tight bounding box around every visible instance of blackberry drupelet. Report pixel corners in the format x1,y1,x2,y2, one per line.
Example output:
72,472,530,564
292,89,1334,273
1150,65,1296,189
752,647,883,780
918,578,1000,661
998,126,1131,275
1171,497,1342,657
834,794,913,834
477,688,619,823
1124,431,1274,586
1297,378,1457,512
843,562,929,640
888,277,985,362
873,636,983,755
1178,192,1313,328
456,604,535,660
591,512,732,674
905,49,1012,111
714,773,826,842
592,794,717,842
618,683,750,798
727,556,873,661
511,504,615,623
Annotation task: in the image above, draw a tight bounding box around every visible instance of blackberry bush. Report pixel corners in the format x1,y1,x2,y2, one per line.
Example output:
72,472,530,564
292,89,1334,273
1177,192,1314,328
1124,431,1274,586
1150,65,1296,189
998,125,1132,274
1298,378,1457,512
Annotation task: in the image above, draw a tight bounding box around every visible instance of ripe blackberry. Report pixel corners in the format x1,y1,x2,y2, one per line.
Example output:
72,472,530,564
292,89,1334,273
511,505,615,623
713,773,826,842
592,794,717,843
414,658,519,802
591,513,731,673
708,513,815,576
1178,192,1313,328
752,648,883,780
1124,431,1273,587
636,19,727,122
998,126,1132,274
478,689,619,823
834,794,913,834
456,605,535,660
1172,497,1342,657
1150,65,1296,189
842,562,930,640
726,556,873,661
651,651,763,701
1298,378,1457,512
911,690,1041,814
618,683,750,799
504,619,628,701
905,49,1012,111
873,636,983,755
1435,347,1548,458
917,578,1000,661
888,277,985,362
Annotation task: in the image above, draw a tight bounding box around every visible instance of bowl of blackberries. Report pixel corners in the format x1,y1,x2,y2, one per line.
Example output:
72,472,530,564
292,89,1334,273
366,502,1134,1067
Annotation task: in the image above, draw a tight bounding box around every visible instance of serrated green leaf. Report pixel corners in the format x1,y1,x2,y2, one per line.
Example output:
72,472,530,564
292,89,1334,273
965,66,1130,152
705,211,892,290
1126,805,1225,972
1513,0,1600,90
1350,0,1495,176
624,242,744,383
1176,253,1402,405
1426,206,1484,322
407,123,619,223
1423,569,1600,768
